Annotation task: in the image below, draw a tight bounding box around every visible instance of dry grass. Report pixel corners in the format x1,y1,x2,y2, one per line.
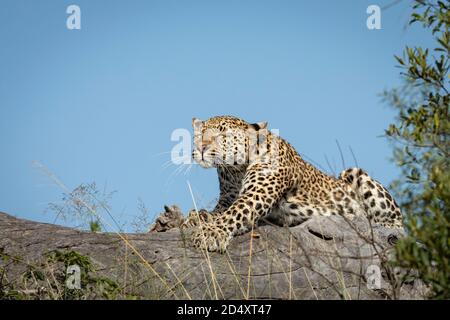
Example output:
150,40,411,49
0,159,421,300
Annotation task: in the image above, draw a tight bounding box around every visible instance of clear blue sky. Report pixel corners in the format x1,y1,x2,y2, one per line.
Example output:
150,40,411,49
0,0,433,231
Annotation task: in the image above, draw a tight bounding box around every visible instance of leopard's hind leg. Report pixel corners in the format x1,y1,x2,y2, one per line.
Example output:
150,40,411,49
339,168,403,229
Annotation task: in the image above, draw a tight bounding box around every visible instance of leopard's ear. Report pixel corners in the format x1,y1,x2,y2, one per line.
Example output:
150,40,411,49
192,118,204,130
249,121,268,131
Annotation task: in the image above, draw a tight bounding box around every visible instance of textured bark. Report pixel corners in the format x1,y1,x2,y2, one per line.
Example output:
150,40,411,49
0,207,427,300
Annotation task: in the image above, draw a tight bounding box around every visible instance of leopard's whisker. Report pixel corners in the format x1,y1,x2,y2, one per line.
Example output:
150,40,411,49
184,163,194,176
161,159,175,170
164,163,187,188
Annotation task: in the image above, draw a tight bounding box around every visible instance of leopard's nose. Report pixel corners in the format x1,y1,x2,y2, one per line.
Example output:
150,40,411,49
197,144,208,153
193,145,207,160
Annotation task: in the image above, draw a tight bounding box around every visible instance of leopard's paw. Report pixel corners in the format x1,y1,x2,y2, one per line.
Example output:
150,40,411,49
191,224,231,253
181,209,213,229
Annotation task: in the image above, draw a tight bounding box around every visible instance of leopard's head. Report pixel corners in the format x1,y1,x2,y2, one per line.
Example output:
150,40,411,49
192,116,268,168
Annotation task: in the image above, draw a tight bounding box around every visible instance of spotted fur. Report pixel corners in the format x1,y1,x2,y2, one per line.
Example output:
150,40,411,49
183,116,403,253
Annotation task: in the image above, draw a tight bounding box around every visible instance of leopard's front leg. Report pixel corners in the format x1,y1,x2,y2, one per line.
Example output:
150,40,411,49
181,190,236,229
191,164,292,253
181,167,243,229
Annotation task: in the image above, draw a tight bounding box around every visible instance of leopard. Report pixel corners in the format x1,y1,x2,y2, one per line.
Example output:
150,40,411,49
182,115,403,253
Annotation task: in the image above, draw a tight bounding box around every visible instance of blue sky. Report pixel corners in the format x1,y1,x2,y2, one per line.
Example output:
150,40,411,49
0,1,433,231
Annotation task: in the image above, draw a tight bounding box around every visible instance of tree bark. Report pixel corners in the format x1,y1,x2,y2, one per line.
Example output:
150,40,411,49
0,207,426,300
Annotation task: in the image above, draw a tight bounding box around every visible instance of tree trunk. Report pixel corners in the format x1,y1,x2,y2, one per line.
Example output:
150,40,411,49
0,207,426,300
